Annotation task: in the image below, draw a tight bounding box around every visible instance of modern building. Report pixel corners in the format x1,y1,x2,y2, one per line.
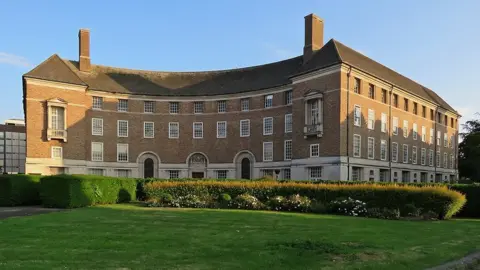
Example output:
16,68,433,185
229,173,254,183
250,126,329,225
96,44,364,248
0,120,26,174
22,14,459,182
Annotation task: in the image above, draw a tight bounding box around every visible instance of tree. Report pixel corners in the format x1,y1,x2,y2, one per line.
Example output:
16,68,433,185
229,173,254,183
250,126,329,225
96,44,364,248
458,114,480,182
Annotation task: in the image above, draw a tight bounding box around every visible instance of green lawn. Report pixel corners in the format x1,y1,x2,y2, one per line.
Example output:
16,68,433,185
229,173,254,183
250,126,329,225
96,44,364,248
0,205,479,270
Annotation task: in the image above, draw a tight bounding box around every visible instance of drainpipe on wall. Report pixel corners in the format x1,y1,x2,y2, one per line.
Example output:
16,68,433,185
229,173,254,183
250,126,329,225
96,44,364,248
346,66,352,181
434,106,439,181
388,85,393,181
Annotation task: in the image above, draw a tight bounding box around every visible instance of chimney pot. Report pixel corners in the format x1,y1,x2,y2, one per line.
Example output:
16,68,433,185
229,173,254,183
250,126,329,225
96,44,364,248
79,29,91,72
303,13,324,63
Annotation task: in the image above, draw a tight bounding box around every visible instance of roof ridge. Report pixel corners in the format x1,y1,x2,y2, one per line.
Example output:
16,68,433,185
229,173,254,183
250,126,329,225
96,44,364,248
23,54,59,77
58,58,87,85
330,39,343,62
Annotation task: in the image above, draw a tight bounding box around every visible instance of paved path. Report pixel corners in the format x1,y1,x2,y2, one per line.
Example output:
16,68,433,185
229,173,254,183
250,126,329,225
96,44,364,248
0,206,64,220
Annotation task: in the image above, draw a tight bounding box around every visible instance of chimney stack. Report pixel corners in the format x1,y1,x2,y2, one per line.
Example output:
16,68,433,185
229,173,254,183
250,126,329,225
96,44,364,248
78,29,91,72
303,14,324,63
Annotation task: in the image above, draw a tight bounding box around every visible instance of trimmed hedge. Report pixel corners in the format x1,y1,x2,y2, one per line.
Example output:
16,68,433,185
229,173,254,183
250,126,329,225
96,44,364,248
40,175,137,208
144,181,466,219
0,174,42,206
450,184,480,218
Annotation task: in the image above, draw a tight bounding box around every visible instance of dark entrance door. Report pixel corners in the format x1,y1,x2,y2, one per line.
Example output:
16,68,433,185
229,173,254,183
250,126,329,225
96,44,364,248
241,158,251,179
192,172,204,179
144,158,154,178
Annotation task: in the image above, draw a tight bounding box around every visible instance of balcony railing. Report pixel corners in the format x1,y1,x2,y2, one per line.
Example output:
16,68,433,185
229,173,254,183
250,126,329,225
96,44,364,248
303,124,323,138
47,129,67,142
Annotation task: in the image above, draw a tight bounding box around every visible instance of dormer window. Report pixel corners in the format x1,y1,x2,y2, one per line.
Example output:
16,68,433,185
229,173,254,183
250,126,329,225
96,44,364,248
47,98,67,142
303,90,323,138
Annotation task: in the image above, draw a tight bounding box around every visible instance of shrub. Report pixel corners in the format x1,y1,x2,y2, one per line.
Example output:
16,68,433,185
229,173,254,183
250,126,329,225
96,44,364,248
143,181,466,219
0,174,41,206
328,197,367,217
267,196,286,211
366,208,400,220
40,174,137,208
400,203,422,217
219,193,232,203
231,194,264,210
176,194,207,208
310,201,327,214
283,194,311,212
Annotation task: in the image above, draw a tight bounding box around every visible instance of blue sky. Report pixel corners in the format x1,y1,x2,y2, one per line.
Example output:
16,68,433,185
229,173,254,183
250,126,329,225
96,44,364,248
1,0,478,128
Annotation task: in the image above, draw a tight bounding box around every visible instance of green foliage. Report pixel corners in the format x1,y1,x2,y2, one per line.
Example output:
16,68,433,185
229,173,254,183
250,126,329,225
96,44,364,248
40,174,137,208
0,174,41,206
231,194,265,210
143,181,466,219
267,196,286,211
400,203,421,217
219,193,231,202
365,208,401,220
458,117,480,182
282,194,312,212
450,184,480,217
328,197,367,217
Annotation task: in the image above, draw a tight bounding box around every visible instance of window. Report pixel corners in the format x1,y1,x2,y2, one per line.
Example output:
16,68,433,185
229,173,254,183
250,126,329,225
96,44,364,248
89,168,104,176
430,109,434,120
263,117,273,135
451,118,454,128
216,170,228,179
437,131,441,146
436,151,441,167
380,140,387,161
217,100,227,113
353,134,361,157
422,105,426,118
444,115,448,126
393,94,398,107
403,120,408,138
421,148,426,165
118,99,128,112
353,78,361,94
402,171,410,183
240,120,250,137
444,133,448,147
169,170,180,179
263,142,273,162
412,146,417,164
51,106,65,132
217,121,227,138
285,114,292,133
92,118,103,136
309,167,322,181
450,154,454,169
413,123,418,140
285,90,293,105
354,105,361,127
144,101,155,113
144,122,154,138
430,128,434,144
392,142,398,162
404,98,409,111
193,122,203,139
443,152,448,168
369,170,375,182
168,122,179,139
116,169,131,178
413,102,418,115
381,89,387,103
310,144,319,157
117,120,128,137
91,142,103,161
422,126,426,142
429,150,434,166
169,102,179,114
117,144,128,162
367,137,375,159
403,144,409,163
451,135,455,149
283,169,291,180
393,117,398,135
368,84,375,99
284,140,292,160
307,99,320,125
92,96,103,110
194,101,204,114
352,167,362,181
51,146,63,159
264,95,273,108
381,113,387,133
239,99,249,112
368,109,375,130
380,169,389,182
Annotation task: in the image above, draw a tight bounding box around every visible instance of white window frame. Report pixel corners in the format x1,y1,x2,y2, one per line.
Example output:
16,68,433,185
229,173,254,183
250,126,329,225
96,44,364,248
403,120,408,138
436,151,441,167
310,144,319,157
194,102,204,114
117,99,128,112
241,98,249,112
240,119,250,137
216,121,227,138
381,113,387,133
353,134,361,157
403,144,409,163
444,133,448,147
309,167,322,181
51,146,63,159
91,142,103,162
217,100,227,113
92,118,103,136
92,96,103,110
380,140,387,161
285,90,293,105
429,150,434,166
169,102,179,114
421,148,426,165
193,122,203,139
168,122,179,139
367,137,375,159
285,114,292,133
422,126,426,142
392,142,398,162
144,101,155,113
284,140,292,160
354,105,361,127
368,109,375,130
117,120,128,137
264,95,273,108
437,131,441,146
412,146,417,164
169,170,180,179
216,170,228,179
116,169,131,178
451,135,455,149
263,117,273,135
413,123,417,140
263,142,273,162
443,152,448,168
430,128,434,144
144,122,155,138
450,154,454,169
117,143,129,162
393,117,398,135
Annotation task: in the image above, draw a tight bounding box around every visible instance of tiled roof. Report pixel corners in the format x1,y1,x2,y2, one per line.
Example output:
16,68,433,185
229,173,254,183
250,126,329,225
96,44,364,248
23,39,456,112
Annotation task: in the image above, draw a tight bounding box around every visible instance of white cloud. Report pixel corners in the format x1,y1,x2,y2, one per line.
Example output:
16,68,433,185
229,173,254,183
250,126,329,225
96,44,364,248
261,42,296,59
0,52,33,68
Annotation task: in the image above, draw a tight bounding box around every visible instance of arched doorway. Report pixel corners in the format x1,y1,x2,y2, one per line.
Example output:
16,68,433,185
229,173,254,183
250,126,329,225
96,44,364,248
241,158,251,179
188,153,208,179
144,158,154,178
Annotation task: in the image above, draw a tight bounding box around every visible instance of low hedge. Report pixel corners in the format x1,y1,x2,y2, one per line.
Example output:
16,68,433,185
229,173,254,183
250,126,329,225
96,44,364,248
0,174,42,206
40,174,137,208
450,184,480,218
144,181,466,219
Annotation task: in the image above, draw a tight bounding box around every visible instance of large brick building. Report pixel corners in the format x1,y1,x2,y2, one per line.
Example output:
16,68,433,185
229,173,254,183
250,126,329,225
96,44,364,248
22,14,459,182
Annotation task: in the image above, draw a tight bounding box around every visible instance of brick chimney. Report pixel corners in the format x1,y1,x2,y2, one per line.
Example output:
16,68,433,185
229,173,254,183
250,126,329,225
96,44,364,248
303,14,324,63
78,29,91,72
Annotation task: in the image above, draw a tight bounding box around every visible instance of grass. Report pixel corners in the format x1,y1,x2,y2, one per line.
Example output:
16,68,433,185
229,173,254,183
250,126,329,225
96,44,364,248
0,204,479,270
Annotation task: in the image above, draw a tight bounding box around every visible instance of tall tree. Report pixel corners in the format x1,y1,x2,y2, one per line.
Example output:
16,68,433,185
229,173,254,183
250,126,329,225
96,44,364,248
458,114,480,182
